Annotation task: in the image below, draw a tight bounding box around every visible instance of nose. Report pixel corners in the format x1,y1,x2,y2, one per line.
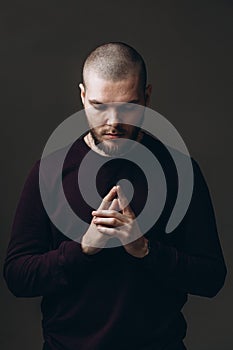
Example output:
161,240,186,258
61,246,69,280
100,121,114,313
106,107,122,126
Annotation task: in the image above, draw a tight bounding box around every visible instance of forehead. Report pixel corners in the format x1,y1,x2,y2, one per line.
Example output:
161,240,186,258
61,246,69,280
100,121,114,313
84,71,143,103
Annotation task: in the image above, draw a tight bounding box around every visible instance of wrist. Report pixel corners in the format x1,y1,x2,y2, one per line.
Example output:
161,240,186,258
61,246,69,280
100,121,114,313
125,237,150,258
81,243,102,255
81,236,104,255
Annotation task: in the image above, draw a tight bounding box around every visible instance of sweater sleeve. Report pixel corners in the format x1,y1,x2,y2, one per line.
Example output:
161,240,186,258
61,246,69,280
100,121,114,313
127,159,227,298
3,161,100,298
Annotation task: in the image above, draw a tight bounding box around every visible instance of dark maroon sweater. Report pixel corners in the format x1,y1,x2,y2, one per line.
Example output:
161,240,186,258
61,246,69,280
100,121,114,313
4,132,226,350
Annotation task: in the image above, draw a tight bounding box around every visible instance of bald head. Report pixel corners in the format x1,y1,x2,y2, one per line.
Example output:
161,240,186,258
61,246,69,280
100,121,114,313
82,42,147,91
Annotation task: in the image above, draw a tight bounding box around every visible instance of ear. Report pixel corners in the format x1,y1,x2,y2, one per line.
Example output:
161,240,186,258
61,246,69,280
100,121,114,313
145,84,152,106
79,83,86,106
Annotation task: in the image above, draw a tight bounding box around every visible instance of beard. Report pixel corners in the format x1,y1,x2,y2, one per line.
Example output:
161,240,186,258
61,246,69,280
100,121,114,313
90,126,141,156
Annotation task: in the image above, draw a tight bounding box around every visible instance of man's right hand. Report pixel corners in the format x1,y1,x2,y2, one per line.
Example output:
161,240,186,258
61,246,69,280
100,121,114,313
81,186,118,255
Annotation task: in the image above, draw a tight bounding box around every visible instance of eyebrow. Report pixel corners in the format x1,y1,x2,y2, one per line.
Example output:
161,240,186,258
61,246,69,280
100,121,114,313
88,99,140,104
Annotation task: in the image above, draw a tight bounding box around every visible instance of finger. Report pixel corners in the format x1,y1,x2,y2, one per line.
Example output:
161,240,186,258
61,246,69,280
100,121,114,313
98,186,117,211
117,185,134,217
93,216,123,227
92,209,128,221
109,198,120,211
96,226,118,236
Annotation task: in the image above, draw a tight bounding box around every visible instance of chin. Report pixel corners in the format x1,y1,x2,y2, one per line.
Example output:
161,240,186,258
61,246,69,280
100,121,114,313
98,139,127,156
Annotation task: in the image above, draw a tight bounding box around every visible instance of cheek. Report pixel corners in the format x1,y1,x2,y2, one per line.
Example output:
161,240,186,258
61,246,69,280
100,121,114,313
123,126,137,138
92,126,105,138
86,113,107,129
95,126,103,133
124,111,144,127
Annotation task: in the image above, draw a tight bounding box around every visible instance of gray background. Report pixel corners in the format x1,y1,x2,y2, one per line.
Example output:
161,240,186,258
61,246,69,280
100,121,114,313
1,0,232,349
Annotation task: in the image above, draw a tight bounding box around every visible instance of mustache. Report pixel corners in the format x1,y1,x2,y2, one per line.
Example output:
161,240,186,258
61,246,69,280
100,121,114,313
101,126,127,134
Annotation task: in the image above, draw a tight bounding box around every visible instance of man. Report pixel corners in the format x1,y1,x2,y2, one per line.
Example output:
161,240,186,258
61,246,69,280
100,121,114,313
4,42,226,350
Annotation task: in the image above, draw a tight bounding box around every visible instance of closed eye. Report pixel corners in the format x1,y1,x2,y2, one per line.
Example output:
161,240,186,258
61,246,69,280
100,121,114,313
93,104,108,111
118,103,137,112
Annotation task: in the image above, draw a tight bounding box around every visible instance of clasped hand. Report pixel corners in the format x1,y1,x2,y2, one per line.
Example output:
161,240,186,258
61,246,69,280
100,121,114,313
81,186,149,258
